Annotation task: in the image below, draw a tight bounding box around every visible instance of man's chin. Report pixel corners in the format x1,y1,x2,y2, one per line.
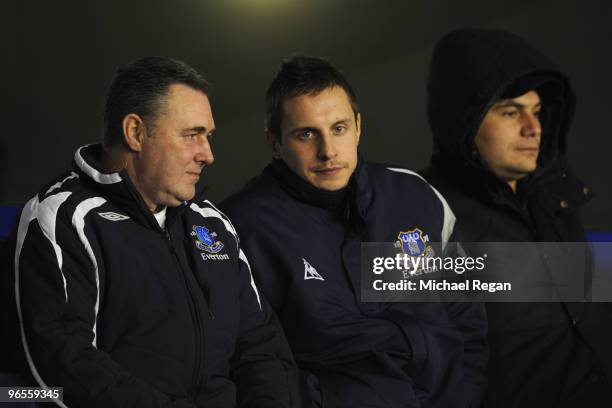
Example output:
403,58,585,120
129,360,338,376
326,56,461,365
515,164,537,177
312,178,350,192
501,168,535,183
170,189,196,206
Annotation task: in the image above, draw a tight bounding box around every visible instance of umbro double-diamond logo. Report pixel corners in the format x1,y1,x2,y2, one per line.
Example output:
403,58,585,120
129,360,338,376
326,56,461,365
98,212,130,221
303,258,324,281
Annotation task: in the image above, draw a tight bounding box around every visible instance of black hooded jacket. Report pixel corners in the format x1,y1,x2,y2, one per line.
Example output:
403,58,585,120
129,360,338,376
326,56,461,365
422,29,612,407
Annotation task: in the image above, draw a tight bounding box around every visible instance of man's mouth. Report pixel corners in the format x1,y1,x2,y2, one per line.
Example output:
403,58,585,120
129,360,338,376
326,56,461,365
515,147,539,154
313,166,344,176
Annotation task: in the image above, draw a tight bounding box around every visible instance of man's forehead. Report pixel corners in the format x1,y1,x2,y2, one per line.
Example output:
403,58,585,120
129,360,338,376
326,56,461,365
282,87,354,119
164,83,210,106
161,84,213,121
491,90,541,108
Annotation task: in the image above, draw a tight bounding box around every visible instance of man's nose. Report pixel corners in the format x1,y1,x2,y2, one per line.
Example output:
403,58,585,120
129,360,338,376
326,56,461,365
522,112,542,138
317,132,338,161
196,137,215,166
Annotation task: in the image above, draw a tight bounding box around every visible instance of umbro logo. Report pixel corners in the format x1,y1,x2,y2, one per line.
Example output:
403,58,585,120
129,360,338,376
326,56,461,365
303,258,324,281
98,212,130,221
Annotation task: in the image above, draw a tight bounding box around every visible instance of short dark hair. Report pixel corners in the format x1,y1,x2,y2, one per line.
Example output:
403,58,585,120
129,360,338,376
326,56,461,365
265,55,359,141
103,56,211,146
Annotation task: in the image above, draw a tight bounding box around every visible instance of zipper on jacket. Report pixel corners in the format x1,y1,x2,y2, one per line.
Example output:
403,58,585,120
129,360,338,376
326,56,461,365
163,230,207,398
165,227,216,320
205,286,215,320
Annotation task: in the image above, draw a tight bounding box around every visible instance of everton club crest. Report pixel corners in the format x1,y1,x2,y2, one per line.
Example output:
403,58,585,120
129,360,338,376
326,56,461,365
396,228,434,257
191,225,224,254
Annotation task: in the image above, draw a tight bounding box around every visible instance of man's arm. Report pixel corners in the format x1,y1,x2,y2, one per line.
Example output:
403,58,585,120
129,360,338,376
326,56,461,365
442,236,488,407
433,184,489,407
15,198,195,408
229,243,301,408
444,301,488,407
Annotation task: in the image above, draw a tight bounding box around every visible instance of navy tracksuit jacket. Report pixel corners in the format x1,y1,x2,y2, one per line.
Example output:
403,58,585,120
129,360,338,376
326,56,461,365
222,158,487,408
11,144,299,407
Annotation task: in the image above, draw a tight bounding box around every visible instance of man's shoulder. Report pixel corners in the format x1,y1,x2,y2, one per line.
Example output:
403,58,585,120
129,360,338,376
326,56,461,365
421,165,481,208
25,169,101,220
183,199,234,229
532,166,593,209
369,162,432,187
34,170,82,199
14,169,113,255
221,174,288,217
367,162,445,204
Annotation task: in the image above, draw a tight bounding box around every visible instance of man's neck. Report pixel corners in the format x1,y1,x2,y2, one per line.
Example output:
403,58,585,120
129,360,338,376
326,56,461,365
269,159,351,211
100,146,160,213
100,145,128,173
507,180,517,193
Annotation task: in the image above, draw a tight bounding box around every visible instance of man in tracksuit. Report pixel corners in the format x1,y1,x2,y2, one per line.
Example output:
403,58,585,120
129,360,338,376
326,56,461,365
221,55,487,407
422,29,612,406
12,57,299,407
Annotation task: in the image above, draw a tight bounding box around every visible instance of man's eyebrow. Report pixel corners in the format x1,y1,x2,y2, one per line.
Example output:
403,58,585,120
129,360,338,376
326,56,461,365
288,126,316,134
493,100,542,110
183,126,214,133
332,117,352,126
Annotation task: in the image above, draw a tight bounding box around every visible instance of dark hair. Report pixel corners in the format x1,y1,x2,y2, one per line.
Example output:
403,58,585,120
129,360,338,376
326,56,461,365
265,55,359,141
103,56,211,146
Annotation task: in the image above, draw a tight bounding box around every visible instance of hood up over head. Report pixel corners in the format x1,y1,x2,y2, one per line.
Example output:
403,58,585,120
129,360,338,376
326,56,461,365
427,28,575,183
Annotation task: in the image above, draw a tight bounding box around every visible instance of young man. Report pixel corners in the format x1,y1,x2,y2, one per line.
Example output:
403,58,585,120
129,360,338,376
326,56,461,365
221,55,487,407
422,28,612,406
12,57,299,407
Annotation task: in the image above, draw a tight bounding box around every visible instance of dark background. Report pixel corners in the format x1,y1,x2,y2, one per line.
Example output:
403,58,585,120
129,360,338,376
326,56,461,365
3,0,611,230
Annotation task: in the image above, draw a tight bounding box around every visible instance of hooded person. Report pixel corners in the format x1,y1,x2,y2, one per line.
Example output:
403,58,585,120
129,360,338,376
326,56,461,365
422,28,612,406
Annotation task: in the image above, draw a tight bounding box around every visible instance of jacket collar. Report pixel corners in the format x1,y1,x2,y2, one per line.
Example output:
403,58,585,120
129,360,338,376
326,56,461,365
266,159,349,211
263,152,373,222
73,144,194,230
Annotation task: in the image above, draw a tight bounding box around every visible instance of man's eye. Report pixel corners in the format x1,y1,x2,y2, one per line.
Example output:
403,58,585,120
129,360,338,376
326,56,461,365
334,125,346,134
533,110,542,118
298,130,313,140
502,110,519,118
207,133,214,141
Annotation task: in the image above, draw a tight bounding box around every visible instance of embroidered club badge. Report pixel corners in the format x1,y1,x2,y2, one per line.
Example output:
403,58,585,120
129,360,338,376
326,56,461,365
191,225,224,254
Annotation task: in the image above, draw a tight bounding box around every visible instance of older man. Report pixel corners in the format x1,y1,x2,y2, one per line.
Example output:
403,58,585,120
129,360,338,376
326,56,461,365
13,57,298,407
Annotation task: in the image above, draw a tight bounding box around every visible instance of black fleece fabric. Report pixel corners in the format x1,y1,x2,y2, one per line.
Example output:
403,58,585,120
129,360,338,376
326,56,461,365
423,28,612,407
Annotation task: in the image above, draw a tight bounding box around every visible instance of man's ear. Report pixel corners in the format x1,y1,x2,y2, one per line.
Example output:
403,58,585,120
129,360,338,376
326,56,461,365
267,131,282,159
356,112,362,144
122,113,147,152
